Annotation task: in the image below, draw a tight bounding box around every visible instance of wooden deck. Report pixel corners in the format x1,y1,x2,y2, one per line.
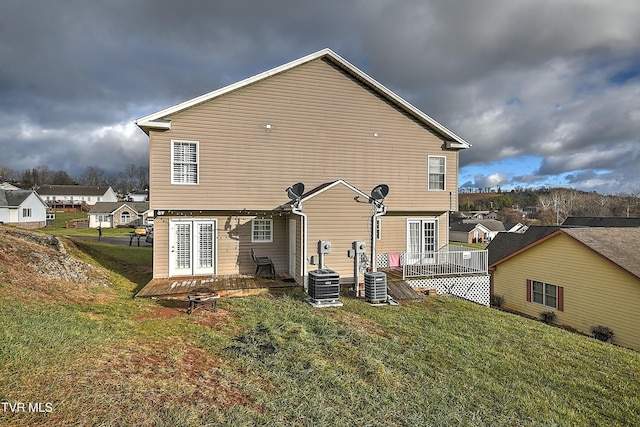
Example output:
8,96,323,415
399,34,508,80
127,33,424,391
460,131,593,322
136,274,300,298
379,268,423,301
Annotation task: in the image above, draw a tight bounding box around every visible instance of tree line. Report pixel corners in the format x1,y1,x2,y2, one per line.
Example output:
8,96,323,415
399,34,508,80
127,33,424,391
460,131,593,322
459,187,640,225
0,164,148,196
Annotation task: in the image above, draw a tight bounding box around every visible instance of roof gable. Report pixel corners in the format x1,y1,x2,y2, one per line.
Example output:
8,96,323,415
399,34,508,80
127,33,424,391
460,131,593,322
297,179,370,203
0,189,43,208
89,202,150,214
135,49,470,149
490,227,640,280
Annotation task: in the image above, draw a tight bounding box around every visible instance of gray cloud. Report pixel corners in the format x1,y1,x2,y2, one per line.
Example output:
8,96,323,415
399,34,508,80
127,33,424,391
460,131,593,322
1,0,639,192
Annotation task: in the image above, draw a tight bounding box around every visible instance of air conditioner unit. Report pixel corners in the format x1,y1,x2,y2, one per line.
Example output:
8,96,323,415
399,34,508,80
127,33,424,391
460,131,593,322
308,268,341,307
364,271,387,304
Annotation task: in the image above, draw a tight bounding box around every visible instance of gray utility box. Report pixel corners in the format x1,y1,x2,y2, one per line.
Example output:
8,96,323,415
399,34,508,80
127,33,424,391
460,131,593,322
308,268,340,301
364,271,387,303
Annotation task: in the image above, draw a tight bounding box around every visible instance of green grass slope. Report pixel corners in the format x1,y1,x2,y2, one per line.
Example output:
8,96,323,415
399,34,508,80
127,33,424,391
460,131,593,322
1,226,638,426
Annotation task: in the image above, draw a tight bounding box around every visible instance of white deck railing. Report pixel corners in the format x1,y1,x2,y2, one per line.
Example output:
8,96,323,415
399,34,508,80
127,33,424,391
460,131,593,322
402,245,488,279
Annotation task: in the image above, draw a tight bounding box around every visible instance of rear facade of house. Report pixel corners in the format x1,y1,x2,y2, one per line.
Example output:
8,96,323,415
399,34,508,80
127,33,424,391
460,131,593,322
137,49,469,288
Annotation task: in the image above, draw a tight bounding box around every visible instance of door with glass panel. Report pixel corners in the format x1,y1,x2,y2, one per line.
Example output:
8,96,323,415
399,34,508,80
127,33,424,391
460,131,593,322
406,219,437,264
169,219,217,276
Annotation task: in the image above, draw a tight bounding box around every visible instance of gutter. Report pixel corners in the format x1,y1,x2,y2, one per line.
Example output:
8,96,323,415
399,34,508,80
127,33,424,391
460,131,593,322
371,203,387,272
290,202,308,292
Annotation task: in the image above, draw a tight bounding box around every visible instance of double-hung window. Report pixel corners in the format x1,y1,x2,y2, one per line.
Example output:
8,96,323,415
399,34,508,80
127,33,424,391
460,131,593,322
527,279,563,311
172,140,199,185
428,156,446,191
252,219,273,243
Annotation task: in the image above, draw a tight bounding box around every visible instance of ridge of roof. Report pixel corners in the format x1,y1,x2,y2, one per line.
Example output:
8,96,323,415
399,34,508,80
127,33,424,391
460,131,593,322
135,48,470,148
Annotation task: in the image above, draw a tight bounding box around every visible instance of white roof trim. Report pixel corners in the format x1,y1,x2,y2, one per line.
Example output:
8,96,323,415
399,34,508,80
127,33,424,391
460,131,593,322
135,48,470,148
300,179,370,203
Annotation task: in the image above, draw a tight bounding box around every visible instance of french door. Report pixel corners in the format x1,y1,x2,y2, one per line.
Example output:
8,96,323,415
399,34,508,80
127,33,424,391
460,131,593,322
406,218,438,264
169,219,217,276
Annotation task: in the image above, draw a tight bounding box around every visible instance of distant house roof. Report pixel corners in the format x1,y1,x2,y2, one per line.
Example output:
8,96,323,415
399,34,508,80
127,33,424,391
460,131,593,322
0,182,20,190
489,227,640,280
462,219,506,232
36,185,113,197
0,189,44,208
562,216,640,227
135,48,471,150
89,202,150,214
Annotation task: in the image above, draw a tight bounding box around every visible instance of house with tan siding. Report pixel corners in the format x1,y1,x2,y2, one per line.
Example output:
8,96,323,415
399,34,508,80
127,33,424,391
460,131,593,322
489,227,640,351
135,48,475,293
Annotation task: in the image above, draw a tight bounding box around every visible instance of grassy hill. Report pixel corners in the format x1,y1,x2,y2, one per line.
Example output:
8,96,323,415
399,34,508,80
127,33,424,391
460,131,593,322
1,225,639,426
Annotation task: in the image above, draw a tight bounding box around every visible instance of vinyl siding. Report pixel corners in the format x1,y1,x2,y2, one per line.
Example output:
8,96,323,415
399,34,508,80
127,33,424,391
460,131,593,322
303,183,373,283
148,58,459,213
152,213,287,278
376,212,448,255
492,233,640,351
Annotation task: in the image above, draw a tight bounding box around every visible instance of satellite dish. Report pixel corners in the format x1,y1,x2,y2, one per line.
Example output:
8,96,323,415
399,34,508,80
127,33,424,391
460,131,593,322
286,182,305,200
370,184,389,201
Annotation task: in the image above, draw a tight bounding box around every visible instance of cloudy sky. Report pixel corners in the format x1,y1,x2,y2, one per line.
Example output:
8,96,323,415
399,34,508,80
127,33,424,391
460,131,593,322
2,0,639,194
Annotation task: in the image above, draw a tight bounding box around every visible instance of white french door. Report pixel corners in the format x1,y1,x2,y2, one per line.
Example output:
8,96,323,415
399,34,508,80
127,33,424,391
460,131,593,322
169,219,217,277
406,218,438,264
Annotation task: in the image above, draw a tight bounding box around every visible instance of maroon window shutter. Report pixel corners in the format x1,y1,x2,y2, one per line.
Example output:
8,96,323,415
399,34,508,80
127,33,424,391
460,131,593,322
557,286,564,312
526,279,532,302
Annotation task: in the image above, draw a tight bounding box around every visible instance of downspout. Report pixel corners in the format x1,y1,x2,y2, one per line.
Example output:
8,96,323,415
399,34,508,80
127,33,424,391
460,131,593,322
291,202,308,292
371,203,387,272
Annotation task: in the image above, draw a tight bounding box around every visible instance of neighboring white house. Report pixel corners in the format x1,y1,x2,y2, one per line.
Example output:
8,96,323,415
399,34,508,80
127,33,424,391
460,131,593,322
126,190,149,202
0,182,20,190
37,185,117,210
88,202,151,228
0,189,48,229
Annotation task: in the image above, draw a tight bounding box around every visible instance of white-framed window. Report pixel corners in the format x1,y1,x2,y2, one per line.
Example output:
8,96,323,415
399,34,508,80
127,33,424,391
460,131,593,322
22,208,32,218
533,280,557,308
120,211,131,224
252,219,273,243
171,140,199,185
428,156,446,191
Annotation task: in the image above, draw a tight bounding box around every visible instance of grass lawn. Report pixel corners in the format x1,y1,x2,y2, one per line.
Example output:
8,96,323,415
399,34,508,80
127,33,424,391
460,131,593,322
41,212,135,237
1,235,639,426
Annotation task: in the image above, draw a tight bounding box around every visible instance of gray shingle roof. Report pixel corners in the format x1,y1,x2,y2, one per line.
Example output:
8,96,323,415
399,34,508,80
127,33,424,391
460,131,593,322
36,185,113,197
487,226,561,266
563,227,640,279
89,202,150,214
562,216,640,227
0,189,36,207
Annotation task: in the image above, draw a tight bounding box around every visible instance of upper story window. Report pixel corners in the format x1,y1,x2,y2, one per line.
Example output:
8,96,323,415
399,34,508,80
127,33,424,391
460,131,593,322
252,219,273,243
171,140,199,185
428,156,446,191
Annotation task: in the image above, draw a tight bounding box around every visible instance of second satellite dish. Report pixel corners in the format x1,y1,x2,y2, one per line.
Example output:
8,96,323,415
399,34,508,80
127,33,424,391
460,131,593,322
370,184,389,201
286,182,305,200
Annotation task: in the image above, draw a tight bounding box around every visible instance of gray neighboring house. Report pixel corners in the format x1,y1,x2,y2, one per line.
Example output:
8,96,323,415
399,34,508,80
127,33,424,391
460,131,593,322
450,219,506,243
0,189,48,229
88,202,151,228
